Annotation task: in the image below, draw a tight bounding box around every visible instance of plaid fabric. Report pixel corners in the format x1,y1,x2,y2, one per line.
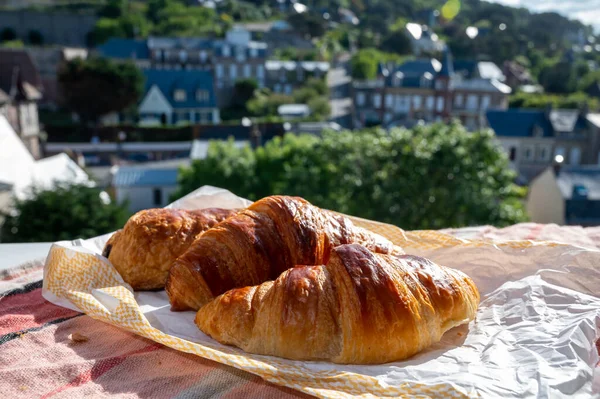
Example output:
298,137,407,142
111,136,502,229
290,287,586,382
0,223,598,398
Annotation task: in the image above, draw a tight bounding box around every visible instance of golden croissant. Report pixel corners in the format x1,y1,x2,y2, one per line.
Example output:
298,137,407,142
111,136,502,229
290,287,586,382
196,244,480,364
166,196,398,311
103,208,236,290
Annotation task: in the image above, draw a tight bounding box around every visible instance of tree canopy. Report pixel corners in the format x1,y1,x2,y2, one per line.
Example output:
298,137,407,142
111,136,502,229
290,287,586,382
58,57,144,124
173,123,528,230
0,183,129,243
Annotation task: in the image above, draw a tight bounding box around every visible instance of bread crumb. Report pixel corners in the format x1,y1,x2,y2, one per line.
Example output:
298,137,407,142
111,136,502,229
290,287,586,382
457,332,463,336
68,332,89,343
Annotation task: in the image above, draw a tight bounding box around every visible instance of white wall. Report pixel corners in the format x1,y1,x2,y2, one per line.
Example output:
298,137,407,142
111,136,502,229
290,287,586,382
526,168,565,224
139,85,173,116
116,185,178,213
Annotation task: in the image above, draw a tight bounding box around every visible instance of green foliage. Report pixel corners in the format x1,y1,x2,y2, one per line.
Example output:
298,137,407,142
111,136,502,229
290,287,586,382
0,183,129,243
247,91,294,117
272,47,318,61
509,92,599,110
1,40,24,48
381,30,412,56
233,79,259,108
153,2,216,36
287,12,327,39
307,96,331,119
173,124,528,229
538,61,577,94
351,48,410,79
98,0,125,18
58,57,144,124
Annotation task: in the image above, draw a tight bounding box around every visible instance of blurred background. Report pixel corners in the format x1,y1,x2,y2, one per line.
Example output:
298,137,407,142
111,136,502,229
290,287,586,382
1,0,600,243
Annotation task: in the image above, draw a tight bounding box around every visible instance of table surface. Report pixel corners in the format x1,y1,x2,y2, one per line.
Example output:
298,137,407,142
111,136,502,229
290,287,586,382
0,242,52,271
1,223,599,398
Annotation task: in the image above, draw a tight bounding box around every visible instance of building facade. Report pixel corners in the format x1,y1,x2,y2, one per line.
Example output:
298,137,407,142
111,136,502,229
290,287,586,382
138,69,220,126
487,109,600,183
0,49,43,159
352,50,510,130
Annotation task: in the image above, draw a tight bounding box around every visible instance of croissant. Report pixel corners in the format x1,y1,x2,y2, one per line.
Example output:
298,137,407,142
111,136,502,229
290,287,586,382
196,244,480,364
103,208,236,290
166,196,398,311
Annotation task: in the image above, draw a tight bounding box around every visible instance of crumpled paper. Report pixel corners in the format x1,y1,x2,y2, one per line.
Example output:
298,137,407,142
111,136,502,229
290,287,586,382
43,186,600,398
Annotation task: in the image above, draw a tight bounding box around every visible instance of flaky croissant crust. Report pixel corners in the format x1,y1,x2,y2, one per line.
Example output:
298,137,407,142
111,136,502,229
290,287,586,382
104,207,236,290
166,196,398,311
196,244,480,364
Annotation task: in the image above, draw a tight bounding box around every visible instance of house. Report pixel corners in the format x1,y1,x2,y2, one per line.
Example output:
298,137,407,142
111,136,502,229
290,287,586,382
487,108,600,183
265,61,330,94
113,164,180,213
405,23,446,56
138,69,220,126
236,21,313,51
527,166,600,226
98,28,269,107
352,49,510,130
0,115,90,216
0,49,43,159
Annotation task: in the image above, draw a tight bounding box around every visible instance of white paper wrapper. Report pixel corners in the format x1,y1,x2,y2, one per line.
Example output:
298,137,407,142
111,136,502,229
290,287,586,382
42,186,600,398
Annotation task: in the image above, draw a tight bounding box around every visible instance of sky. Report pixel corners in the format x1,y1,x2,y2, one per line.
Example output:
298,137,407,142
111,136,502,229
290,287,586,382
486,0,600,32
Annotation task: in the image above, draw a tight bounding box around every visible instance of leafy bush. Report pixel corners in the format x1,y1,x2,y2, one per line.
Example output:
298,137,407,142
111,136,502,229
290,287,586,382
173,123,528,229
1,183,129,243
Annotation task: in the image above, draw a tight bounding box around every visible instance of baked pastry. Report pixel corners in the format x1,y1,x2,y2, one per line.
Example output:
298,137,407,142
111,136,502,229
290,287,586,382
166,196,399,311
196,244,480,364
103,208,236,290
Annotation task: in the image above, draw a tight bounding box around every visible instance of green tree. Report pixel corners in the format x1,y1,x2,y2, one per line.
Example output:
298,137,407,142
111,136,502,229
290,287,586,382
91,18,125,45
381,30,412,56
173,124,528,229
0,183,129,243
98,0,125,18
233,79,258,108
538,61,576,94
58,57,144,125
307,96,331,120
287,12,326,39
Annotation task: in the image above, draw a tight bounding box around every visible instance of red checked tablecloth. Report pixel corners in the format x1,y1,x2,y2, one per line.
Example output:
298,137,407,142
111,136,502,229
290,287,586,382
1,223,599,399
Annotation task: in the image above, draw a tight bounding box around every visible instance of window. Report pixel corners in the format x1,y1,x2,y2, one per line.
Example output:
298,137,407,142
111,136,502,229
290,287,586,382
426,96,434,110
356,92,365,106
455,94,464,108
229,64,237,80
570,147,581,165
509,147,516,161
435,80,446,90
243,64,251,78
533,125,544,137
256,65,265,79
436,97,444,112
236,47,246,62
250,47,258,58
538,146,550,162
466,94,478,110
413,95,422,110
385,94,393,108
173,89,186,102
179,50,187,62
524,145,534,162
373,94,382,108
196,89,209,102
215,64,223,78
481,95,491,110
284,84,292,94
199,51,207,62
274,83,282,93
153,188,162,206
222,45,230,57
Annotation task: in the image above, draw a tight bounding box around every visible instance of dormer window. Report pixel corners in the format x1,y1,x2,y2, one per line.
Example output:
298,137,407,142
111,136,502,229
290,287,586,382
196,89,209,102
199,50,207,62
179,50,187,63
250,47,258,58
533,124,544,137
174,89,186,102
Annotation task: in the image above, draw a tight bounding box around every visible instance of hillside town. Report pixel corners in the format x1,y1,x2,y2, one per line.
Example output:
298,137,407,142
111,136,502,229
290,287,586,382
2,0,600,231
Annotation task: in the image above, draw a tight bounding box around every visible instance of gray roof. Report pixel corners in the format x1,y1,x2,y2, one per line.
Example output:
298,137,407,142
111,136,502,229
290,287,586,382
113,167,179,187
557,167,600,200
